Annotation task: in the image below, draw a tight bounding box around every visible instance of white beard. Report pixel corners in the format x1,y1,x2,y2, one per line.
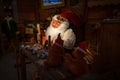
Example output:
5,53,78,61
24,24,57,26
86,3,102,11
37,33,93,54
46,20,69,41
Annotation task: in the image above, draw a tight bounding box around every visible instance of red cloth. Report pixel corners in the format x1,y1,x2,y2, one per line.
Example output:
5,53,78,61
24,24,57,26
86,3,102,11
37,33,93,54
61,11,82,28
79,41,87,53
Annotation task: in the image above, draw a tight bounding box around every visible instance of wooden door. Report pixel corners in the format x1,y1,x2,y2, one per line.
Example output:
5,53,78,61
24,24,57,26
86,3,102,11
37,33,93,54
95,20,120,73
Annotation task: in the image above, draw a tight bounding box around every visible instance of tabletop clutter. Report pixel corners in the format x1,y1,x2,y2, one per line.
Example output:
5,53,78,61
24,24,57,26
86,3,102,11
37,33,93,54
18,33,97,80
19,36,73,80
20,42,48,59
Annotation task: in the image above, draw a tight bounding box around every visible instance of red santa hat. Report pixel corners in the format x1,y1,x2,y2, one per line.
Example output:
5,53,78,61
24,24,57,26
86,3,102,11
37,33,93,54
52,14,69,27
77,41,87,54
60,11,82,28
55,33,64,46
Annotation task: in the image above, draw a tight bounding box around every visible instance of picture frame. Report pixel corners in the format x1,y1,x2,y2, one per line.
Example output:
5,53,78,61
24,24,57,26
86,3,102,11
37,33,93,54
41,0,65,9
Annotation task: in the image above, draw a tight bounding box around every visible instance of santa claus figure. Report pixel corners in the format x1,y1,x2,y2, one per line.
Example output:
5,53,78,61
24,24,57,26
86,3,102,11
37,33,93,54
45,14,76,50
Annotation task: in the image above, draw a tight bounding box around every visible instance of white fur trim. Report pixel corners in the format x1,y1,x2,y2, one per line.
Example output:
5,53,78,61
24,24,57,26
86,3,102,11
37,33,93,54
77,47,87,54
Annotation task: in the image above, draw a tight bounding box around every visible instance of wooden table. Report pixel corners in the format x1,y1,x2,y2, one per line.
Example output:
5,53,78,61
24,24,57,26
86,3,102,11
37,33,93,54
19,44,74,80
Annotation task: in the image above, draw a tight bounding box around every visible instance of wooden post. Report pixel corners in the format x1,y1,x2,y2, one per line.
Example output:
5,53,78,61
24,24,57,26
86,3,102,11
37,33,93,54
20,50,27,80
82,0,88,41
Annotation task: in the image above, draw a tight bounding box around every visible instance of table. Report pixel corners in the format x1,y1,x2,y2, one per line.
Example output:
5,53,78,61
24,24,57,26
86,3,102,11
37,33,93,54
19,43,74,80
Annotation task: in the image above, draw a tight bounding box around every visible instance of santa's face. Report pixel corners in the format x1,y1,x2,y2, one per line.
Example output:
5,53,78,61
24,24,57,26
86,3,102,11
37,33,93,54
52,19,61,28
52,15,67,28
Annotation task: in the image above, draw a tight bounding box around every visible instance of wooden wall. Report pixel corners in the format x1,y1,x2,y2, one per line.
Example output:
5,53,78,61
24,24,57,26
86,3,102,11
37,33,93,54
0,0,4,24
90,20,120,73
0,0,5,55
86,4,120,40
39,0,69,21
0,0,120,25
16,0,72,22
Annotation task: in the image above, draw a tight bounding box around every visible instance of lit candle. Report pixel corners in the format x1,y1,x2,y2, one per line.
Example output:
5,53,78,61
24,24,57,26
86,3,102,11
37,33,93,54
37,23,41,44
